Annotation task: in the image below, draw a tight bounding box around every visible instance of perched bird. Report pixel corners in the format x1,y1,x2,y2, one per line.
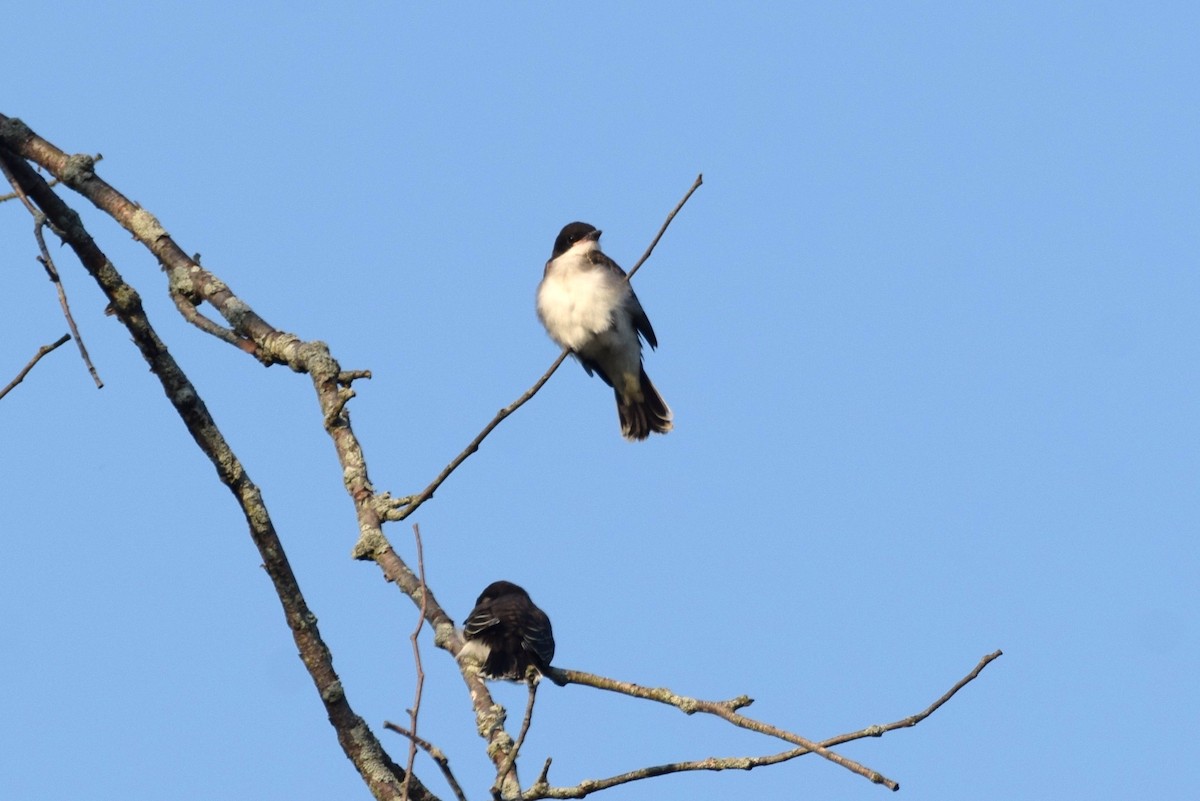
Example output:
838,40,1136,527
536,221,673,441
460,580,564,685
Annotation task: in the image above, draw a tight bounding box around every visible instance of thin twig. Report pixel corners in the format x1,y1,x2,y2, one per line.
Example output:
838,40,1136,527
625,173,702,281
36,225,103,388
402,524,430,801
526,747,813,799
822,649,1005,745
391,350,569,521
0,334,70,400
526,651,1003,799
391,174,703,522
385,723,470,801
492,679,539,799
0,153,102,388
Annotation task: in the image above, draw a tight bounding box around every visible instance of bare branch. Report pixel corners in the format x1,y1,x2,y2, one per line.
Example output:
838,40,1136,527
625,173,703,281
0,152,102,202
821,649,1004,746
526,747,811,800
0,142,436,801
385,723,470,801
552,667,896,790
389,350,570,522
0,152,102,388
169,286,262,356
0,333,70,400
492,678,539,800
402,524,431,801
2,113,992,800
530,651,1003,799
391,175,703,522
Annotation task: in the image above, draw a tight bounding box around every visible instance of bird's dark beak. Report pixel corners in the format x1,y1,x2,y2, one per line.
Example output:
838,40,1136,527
587,229,602,241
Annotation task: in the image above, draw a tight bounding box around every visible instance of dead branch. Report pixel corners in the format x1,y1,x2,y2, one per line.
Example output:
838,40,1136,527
527,651,1003,799
402,524,431,801
1,110,998,801
0,333,70,400
0,154,102,388
385,723,470,801
492,678,539,799
550,667,896,790
0,137,435,801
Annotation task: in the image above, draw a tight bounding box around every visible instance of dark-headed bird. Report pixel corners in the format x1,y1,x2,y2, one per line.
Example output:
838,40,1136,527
536,221,673,441
460,580,564,685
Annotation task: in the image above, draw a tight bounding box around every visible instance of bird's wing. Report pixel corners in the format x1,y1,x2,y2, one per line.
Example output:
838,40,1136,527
521,612,556,666
594,250,659,350
627,290,658,350
463,609,500,637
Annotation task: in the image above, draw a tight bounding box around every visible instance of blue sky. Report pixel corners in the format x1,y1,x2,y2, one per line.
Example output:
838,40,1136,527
2,3,1197,800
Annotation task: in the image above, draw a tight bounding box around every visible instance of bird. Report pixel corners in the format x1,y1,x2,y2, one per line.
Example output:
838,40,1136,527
536,221,673,441
459,580,564,685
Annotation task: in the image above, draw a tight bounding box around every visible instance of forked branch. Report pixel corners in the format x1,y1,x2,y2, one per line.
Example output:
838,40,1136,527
0,127,432,801
526,651,1003,799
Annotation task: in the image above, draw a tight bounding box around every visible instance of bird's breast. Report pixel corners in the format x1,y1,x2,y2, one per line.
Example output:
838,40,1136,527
537,255,627,351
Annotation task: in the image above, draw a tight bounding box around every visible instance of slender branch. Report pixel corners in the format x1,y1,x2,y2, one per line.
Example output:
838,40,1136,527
0,144,436,801
526,746,812,800
0,151,102,388
385,723,470,801
625,173,702,281
492,679,539,800
169,286,261,356
390,175,703,522
35,225,103,388
821,649,1004,746
0,333,70,400
389,350,569,520
402,524,431,801
552,667,896,790
528,651,1003,799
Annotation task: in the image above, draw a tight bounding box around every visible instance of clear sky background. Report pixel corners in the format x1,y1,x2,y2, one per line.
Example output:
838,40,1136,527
2,3,1196,800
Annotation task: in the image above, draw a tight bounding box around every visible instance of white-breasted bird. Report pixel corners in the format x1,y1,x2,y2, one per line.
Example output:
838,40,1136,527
536,221,672,441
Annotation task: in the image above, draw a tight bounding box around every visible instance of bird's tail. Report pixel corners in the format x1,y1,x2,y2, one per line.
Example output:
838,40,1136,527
617,367,673,441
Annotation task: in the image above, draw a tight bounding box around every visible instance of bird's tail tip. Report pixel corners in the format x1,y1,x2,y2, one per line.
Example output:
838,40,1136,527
617,369,673,441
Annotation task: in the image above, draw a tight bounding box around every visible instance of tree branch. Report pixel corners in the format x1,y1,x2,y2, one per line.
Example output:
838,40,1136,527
402,524,431,801
388,350,570,520
0,116,531,797
492,678,539,800
529,651,1003,799
0,152,102,202
0,333,70,400
550,666,897,790
0,140,437,801
0,152,102,388
2,111,995,801
526,747,812,800
625,173,702,282
385,723,470,801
